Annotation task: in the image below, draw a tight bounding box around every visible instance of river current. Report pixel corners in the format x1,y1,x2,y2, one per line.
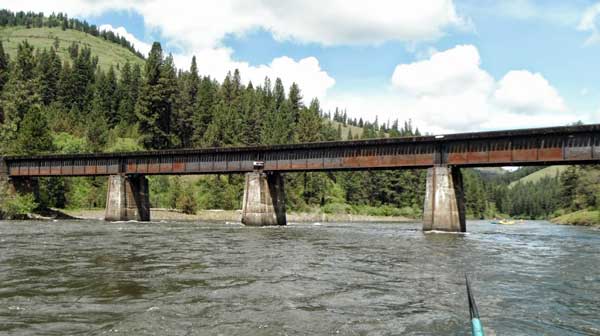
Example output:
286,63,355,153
0,219,598,335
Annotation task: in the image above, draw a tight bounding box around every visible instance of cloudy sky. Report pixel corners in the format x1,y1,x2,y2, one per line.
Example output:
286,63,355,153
5,0,600,134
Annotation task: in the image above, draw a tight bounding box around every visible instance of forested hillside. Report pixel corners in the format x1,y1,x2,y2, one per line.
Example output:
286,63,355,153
452,164,600,222
0,11,431,219
0,10,598,224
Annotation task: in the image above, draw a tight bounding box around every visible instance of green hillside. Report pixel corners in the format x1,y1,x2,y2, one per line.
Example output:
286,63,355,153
0,26,144,71
509,166,566,188
326,120,365,139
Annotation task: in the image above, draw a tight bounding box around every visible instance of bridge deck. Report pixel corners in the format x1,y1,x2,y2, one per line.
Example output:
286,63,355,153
3,124,600,177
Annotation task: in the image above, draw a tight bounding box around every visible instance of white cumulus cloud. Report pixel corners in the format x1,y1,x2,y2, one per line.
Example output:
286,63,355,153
391,44,493,96
325,45,579,133
257,0,466,45
578,2,600,45
494,70,566,113
99,24,152,56
2,0,466,47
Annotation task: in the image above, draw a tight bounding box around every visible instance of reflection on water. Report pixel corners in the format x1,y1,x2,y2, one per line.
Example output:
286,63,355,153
0,220,598,335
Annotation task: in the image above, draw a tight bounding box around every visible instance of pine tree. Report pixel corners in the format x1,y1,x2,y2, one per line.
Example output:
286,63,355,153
69,45,96,112
35,47,61,105
1,41,42,151
57,59,75,108
15,105,54,155
288,82,303,123
158,53,178,141
92,66,118,126
135,42,164,148
240,82,261,145
560,166,579,210
105,66,118,123
273,100,294,144
0,41,8,93
296,98,323,143
116,62,141,124
0,41,9,124
261,78,293,144
191,76,218,146
273,77,285,111
117,61,133,122
174,56,200,147
202,70,243,146
295,98,326,203
224,70,243,143
14,40,37,81
131,63,142,106
135,43,175,149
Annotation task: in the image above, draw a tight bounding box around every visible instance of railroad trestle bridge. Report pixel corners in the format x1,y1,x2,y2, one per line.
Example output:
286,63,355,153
2,124,599,232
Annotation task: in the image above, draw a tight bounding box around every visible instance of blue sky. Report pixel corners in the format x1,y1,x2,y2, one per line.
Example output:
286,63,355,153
6,0,600,133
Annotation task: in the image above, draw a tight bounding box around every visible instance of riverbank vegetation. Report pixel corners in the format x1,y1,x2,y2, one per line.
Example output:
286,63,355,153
455,165,600,225
0,10,598,226
552,210,600,227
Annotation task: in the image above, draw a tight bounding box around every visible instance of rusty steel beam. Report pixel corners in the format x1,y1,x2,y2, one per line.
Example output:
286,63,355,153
4,124,600,177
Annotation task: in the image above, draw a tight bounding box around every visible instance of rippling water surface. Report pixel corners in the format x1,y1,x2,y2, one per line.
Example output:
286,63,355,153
0,219,598,335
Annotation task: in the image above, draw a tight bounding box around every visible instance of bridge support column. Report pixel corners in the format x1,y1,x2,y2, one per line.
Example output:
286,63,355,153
423,165,466,232
241,171,286,226
105,175,150,222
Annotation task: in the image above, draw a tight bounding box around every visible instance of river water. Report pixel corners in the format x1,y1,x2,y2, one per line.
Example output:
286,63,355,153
0,220,598,335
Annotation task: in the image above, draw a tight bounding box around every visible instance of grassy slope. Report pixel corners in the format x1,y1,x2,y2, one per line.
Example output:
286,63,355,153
325,120,364,140
552,210,600,226
509,166,566,188
0,26,144,71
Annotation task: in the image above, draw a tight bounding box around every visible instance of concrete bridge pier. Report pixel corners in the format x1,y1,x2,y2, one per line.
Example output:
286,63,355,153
423,165,466,232
105,174,150,221
241,171,286,226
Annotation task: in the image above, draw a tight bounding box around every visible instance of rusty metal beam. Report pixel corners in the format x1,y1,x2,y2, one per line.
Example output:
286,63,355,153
4,124,600,177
